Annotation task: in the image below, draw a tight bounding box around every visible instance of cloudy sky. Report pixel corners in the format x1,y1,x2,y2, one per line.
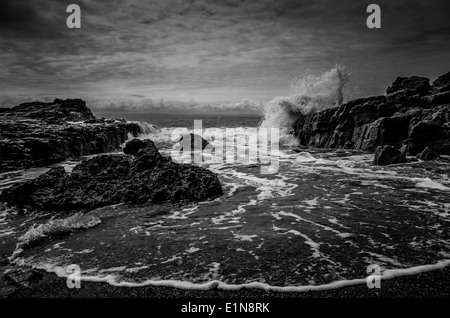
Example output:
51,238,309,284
1,0,450,110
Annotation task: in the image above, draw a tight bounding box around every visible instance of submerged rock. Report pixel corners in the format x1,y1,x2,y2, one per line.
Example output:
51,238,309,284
373,145,406,166
0,139,223,211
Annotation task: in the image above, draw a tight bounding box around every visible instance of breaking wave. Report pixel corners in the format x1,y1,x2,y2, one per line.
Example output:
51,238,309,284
260,65,350,145
131,121,160,135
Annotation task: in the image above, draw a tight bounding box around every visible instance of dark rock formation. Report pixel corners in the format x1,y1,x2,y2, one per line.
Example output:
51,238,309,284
373,146,406,166
407,104,450,155
0,99,144,173
3,267,44,288
416,147,440,161
293,71,450,156
386,76,430,96
179,133,211,151
2,99,95,124
123,138,156,156
431,71,450,94
0,139,223,211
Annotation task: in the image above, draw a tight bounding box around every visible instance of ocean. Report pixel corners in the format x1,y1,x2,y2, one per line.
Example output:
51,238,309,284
1,110,450,291
92,112,263,129
1,66,450,292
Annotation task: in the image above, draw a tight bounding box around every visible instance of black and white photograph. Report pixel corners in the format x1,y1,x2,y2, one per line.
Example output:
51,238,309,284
0,0,449,308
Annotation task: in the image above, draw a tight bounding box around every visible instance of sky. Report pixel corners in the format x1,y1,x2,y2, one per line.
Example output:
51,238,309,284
1,0,450,111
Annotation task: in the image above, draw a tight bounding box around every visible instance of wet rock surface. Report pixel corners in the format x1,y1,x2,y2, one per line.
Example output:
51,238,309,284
0,99,142,173
0,139,223,211
416,147,440,161
373,145,407,166
3,267,44,288
293,71,450,156
179,133,212,150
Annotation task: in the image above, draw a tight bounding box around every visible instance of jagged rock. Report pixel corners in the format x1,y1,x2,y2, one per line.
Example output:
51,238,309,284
373,146,406,166
293,107,339,148
386,91,424,112
3,99,95,124
0,99,144,173
179,133,211,151
0,139,223,211
416,147,440,160
423,91,450,107
123,139,157,156
328,103,355,148
3,268,44,288
349,96,387,150
349,96,387,127
386,76,431,96
431,71,450,94
399,143,409,155
408,105,450,155
355,108,421,151
293,71,450,156
0,286,17,298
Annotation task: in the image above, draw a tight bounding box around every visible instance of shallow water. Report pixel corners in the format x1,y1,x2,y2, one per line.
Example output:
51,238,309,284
1,137,449,290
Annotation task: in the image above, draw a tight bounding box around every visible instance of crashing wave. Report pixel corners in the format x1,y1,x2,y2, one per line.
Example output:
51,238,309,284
130,121,160,135
260,65,350,146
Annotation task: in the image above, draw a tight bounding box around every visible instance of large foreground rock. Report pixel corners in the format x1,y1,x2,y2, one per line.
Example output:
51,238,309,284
0,99,146,173
293,71,450,156
0,139,223,211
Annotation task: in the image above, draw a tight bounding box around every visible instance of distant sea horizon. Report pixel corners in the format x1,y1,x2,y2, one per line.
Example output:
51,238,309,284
93,110,263,128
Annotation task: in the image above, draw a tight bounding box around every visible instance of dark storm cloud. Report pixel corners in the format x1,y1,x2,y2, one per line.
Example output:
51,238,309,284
1,0,450,106
0,0,72,39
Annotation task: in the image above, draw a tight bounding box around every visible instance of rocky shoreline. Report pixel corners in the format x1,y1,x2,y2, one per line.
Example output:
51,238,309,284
0,98,145,173
1,263,449,298
293,71,450,160
0,139,223,212
1,73,450,299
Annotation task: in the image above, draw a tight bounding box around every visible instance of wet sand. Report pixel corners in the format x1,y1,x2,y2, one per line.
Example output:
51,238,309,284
2,151,449,303
6,265,450,298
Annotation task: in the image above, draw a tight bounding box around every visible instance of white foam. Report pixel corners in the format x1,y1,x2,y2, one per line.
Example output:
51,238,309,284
414,178,450,191
186,247,200,253
295,152,317,163
160,255,182,264
287,229,321,258
275,211,352,238
165,205,199,220
233,233,258,242
99,266,127,273
336,233,353,238
303,197,319,207
14,256,450,293
125,266,150,273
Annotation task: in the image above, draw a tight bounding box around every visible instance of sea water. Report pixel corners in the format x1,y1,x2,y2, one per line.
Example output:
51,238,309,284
1,66,449,291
